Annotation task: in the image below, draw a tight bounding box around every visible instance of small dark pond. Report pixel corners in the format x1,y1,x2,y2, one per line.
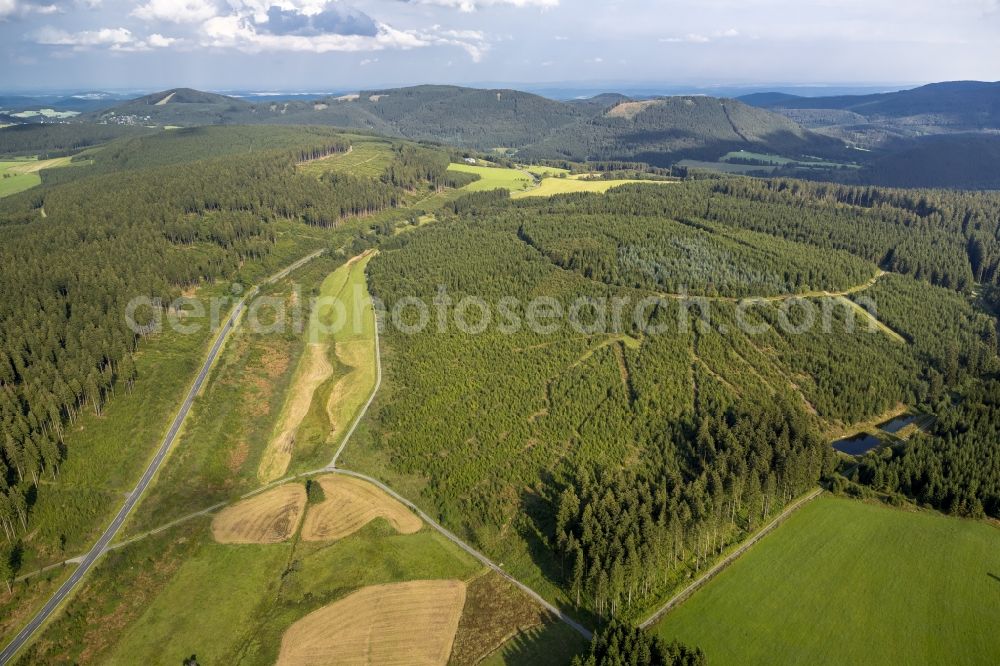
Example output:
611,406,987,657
877,414,918,434
833,433,882,455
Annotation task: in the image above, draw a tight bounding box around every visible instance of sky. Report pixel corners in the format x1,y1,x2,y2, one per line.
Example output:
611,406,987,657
1,0,999,91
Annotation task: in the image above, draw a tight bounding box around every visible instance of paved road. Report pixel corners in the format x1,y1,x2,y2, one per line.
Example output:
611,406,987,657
322,294,592,639
0,250,324,665
639,487,823,629
328,468,593,640
328,267,382,469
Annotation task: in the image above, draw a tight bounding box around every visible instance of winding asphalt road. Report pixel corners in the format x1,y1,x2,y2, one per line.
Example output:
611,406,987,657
321,294,592,639
0,250,324,665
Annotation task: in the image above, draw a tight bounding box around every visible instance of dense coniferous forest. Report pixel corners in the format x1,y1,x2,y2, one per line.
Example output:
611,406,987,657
0,126,464,546
518,214,875,297
7,80,1000,189
1,115,999,661
573,620,706,666
853,379,1000,518
518,96,841,165
365,177,999,621
0,124,154,158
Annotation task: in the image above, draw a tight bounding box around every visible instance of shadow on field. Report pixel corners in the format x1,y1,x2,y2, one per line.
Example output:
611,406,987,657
988,572,1000,585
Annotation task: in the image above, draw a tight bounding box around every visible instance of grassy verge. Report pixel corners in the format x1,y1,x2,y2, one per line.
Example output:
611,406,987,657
126,253,345,533
0,566,75,649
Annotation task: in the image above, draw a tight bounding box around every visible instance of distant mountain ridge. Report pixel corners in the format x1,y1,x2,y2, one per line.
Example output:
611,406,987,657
740,81,1000,130
519,95,840,164
87,84,837,163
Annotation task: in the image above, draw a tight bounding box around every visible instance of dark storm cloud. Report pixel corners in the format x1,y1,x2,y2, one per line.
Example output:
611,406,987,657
259,4,378,37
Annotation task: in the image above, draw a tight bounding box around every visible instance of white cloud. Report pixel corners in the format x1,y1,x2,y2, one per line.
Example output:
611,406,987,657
660,33,710,43
200,16,487,60
405,0,557,11
1,0,63,18
660,28,739,44
0,0,18,18
35,25,133,46
132,0,219,23
147,32,176,47
33,25,179,50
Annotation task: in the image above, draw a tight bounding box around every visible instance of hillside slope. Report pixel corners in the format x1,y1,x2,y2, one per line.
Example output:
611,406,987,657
519,96,842,164
95,87,251,126
91,86,832,162
741,81,1000,130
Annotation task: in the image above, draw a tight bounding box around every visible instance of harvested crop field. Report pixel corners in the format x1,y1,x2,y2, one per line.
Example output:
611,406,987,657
301,474,421,541
258,343,334,483
211,483,306,544
276,579,466,665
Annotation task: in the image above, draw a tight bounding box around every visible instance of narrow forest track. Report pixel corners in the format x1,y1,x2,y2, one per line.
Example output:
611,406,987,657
639,488,823,630
658,269,888,302
0,249,326,665
317,275,592,638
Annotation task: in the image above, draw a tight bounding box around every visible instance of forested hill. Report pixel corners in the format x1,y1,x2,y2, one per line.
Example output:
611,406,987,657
88,84,834,161
0,126,470,552
855,134,1000,190
93,88,252,127
740,81,1000,129
90,84,585,146
518,96,842,165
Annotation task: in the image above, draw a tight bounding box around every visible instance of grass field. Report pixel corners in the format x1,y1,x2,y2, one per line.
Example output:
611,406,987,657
653,496,1000,665
0,156,74,198
448,163,535,192
722,150,858,169
297,140,394,179
111,521,482,665
522,165,570,177
4,226,342,654
120,233,346,534
285,250,378,473
511,177,672,198
104,541,292,665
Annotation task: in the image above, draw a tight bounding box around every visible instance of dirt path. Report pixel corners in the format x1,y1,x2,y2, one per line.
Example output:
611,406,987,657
258,343,335,483
639,488,823,629
659,269,888,302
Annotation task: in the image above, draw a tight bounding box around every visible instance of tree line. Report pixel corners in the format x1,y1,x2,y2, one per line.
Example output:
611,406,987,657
0,127,464,556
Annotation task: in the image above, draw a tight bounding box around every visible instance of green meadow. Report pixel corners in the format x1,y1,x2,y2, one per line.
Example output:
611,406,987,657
448,162,535,192
654,496,1000,665
0,156,74,198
